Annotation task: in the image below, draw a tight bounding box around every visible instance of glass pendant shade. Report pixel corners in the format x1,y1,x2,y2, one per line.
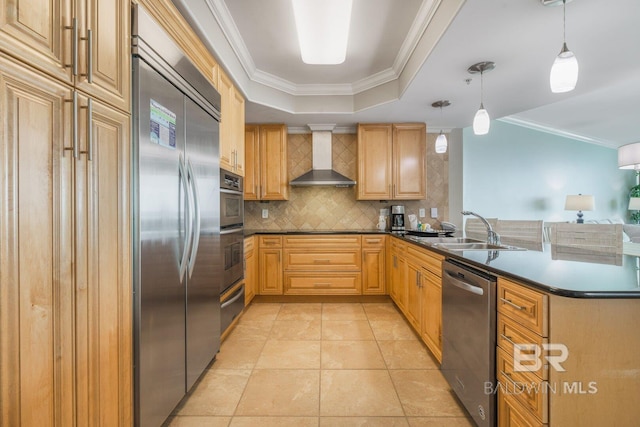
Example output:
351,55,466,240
550,43,579,93
473,105,490,135
435,132,447,153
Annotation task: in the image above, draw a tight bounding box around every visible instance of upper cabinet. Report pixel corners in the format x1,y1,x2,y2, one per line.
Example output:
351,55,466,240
356,123,426,200
0,0,130,111
244,124,289,201
219,69,245,175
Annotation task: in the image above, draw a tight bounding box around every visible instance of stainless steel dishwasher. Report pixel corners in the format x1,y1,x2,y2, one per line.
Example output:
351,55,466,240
441,259,497,427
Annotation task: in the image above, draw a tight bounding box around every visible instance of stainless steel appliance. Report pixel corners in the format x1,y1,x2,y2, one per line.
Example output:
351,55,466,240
441,259,497,427
132,5,221,426
390,205,406,232
220,169,245,332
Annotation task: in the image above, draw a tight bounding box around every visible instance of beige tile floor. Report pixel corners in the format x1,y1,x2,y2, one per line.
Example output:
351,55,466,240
168,302,474,427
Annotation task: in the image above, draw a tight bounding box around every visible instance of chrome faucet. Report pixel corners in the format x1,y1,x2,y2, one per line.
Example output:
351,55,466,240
461,211,501,245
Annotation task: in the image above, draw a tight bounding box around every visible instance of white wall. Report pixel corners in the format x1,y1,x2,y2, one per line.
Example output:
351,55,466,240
461,120,636,223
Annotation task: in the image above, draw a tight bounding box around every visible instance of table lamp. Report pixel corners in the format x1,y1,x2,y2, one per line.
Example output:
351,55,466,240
565,194,594,223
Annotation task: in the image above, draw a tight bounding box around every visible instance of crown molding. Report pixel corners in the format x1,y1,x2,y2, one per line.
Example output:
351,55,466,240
499,116,619,149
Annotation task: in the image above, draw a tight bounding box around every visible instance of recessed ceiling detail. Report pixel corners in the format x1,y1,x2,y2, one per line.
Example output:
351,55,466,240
174,0,465,113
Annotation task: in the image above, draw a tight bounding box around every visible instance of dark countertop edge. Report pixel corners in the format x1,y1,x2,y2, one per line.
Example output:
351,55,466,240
242,230,639,298
397,236,640,300
244,229,387,237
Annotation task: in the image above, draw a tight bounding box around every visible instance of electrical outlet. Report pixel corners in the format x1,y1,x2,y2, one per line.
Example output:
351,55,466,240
262,208,269,219
431,207,438,218
419,208,426,218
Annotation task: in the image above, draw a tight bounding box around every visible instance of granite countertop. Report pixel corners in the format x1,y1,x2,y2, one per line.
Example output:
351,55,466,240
400,235,640,299
244,229,640,298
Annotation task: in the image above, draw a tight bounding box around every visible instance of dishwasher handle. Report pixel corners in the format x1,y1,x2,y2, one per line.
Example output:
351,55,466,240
444,270,485,296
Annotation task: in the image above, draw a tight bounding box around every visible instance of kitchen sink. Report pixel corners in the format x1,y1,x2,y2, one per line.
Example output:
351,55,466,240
406,236,483,244
432,242,525,251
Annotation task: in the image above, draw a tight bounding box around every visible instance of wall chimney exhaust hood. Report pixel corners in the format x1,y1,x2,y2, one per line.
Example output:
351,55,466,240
289,124,356,187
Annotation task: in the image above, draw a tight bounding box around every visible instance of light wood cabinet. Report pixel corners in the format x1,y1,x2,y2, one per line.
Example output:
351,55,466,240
0,0,130,110
0,56,131,426
283,235,362,295
420,272,442,363
356,123,426,200
244,236,256,305
258,235,283,295
389,238,407,311
362,235,387,295
244,124,289,200
219,70,245,175
390,236,443,362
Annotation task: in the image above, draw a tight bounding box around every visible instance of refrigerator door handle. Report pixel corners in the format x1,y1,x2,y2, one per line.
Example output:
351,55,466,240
178,156,193,283
186,160,201,279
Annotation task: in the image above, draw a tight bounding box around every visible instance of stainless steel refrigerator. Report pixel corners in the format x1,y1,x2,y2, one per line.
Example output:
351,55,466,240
132,5,221,426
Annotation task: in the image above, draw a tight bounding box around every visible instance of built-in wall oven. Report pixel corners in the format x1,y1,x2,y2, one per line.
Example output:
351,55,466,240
220,169,244,332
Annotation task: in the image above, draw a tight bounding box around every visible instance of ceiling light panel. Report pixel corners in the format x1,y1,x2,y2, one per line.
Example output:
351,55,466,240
292,0,353,64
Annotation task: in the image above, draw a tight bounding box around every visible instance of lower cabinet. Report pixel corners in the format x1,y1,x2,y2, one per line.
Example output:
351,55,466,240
258,235,283,295
389,238,407,311
389,236,443,363
244,236,256,304
420,271,442,362
362,235,387,294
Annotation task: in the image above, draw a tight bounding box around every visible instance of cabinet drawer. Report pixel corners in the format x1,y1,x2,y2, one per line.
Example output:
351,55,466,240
259,235,283,248
497,347,548,424
498,278,548,337
284,235,361,248
244,236,255,252
497,314,548,380
498,390,546,427
362,235,386,247
284,272,362,295
284,249,361,270
406,244,443,276
390,237,407,254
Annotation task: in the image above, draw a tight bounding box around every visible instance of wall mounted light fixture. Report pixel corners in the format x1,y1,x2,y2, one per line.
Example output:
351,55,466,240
545,0,579,93
467,61,495,136
431,100,450,154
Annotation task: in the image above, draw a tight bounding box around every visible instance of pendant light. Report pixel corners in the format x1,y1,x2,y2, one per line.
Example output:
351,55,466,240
431,100,450,154
467,61,495,136
547,0,578,93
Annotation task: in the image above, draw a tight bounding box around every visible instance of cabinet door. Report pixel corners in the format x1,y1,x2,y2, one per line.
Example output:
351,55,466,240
393,123,426,199
0,56,75,427
362,236,386,295
356,124,392,200
420,271,442,363
76,0,130,111
218,70,234,172
404,260,422,331
259,248,283,295
232,87,245,175
244,125,259,200
259,124,288,200
0,0,73,84
244,239,256,305
391,252,407,312
74,95,131,425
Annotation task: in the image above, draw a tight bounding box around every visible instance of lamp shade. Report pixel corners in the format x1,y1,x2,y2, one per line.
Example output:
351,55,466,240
473,107,490,135
550,44,579,93
629,197,640,210
565,194,595,211
435,132,447,153
618,142,640,169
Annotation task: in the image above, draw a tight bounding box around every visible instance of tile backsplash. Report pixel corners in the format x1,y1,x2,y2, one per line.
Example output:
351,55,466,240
244,132,449,231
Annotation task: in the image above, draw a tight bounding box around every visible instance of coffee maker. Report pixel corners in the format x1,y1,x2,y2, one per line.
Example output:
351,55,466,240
389,205,405,232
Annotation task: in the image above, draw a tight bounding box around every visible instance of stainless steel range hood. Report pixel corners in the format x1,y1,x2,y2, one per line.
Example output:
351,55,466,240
289,125,356,187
